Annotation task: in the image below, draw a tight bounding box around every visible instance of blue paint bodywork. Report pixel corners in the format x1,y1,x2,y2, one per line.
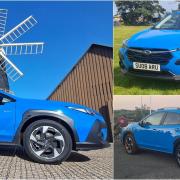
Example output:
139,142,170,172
0,90,107,145
119,11,180,78
121,109,180,154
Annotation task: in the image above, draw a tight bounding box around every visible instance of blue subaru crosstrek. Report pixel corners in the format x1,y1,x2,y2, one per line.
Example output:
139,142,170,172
121,108,180,166
119,11,180,80
0,90,108,164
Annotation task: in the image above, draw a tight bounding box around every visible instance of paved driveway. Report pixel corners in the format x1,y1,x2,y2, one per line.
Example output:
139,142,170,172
114,141,180,179
0,145,112,179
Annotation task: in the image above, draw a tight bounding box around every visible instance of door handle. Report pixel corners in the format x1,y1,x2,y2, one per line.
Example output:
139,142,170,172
152,129,156,131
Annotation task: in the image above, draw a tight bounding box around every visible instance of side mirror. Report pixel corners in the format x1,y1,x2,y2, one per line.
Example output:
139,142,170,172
139,121,143,126
139,121,147,127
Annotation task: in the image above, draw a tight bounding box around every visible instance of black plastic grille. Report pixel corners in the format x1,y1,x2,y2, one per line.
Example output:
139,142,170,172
127,48,173,65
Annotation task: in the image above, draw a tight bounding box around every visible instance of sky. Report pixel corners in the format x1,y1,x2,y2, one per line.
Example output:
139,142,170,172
113,1,179,15
0,1,113,99
114,95,180,110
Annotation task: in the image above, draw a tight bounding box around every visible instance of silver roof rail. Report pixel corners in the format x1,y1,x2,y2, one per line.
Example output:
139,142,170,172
158,107,180,110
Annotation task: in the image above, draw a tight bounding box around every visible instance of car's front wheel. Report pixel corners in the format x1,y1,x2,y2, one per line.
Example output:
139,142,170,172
23,120,72,164
175,144,180,167
124,133,138,154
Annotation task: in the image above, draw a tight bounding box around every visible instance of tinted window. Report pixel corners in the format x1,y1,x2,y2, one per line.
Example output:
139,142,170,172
144,112,165,125
164,112,180,125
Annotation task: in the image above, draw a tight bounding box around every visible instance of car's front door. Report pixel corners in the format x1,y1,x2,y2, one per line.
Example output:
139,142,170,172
0,94,16,142
134,112,165,150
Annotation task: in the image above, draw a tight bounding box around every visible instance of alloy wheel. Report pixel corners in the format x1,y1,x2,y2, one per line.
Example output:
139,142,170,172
125,136,134,153
29,126,65,160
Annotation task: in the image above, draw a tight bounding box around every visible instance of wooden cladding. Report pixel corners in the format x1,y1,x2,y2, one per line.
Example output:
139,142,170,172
48,44,113,141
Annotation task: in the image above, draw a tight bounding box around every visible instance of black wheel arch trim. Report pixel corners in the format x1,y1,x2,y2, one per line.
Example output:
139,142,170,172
13,110,79,145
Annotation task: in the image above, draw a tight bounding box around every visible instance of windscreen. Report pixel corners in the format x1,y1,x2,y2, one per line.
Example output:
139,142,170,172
154,13,180,29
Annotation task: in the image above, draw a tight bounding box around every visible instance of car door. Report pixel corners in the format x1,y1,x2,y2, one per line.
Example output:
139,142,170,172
0,93,16,142
154,112,180,153
134,112,165,150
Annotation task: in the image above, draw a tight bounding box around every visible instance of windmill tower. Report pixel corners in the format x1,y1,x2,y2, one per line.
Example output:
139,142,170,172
0,9,44,91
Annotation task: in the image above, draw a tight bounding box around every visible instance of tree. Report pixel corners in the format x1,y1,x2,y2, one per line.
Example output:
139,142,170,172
116,1,166,25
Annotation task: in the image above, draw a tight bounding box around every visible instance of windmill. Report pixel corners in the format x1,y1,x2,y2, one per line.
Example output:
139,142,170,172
0,9,44,91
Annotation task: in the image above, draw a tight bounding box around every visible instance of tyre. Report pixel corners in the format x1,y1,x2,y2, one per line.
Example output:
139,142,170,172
23,120,72,164
175,144,180,167
124,133,138,154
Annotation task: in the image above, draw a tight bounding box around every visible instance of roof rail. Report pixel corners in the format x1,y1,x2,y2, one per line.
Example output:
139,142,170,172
158,107,180,110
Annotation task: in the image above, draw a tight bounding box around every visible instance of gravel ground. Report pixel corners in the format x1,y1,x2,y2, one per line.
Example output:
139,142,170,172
114,141,180,179
0,144,113,179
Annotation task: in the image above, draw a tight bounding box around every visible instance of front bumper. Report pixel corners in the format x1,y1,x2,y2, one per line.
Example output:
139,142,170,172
120,60,180,80
75,119,109,151
119,48,180,81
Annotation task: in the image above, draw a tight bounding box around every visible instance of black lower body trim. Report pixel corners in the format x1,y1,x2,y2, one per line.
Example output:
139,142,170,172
76,142,110,151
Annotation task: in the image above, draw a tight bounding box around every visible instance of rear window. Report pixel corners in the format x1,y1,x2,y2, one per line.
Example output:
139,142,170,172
163,112,180,125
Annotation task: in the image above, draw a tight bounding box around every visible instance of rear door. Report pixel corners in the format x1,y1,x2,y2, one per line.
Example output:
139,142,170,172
155,112,180,153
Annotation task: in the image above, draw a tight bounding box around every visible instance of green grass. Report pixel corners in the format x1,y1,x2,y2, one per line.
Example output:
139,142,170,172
114,26,180,95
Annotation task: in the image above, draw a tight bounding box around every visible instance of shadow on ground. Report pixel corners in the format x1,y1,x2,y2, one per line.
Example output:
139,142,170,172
0,145,90,163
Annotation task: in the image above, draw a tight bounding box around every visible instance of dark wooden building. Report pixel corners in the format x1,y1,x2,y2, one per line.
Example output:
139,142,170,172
48,44,113,141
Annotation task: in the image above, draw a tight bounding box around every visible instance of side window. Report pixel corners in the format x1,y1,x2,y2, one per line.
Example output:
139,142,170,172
144,112,165,125
163,112,180,125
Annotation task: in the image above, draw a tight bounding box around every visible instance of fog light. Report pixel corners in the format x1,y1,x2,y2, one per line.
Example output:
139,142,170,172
100,128,107,141
119,60,125,69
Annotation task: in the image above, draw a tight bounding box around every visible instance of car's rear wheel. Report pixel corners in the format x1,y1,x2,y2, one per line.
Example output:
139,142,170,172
175,144,180,167
124,133,138,154
23,120,72,164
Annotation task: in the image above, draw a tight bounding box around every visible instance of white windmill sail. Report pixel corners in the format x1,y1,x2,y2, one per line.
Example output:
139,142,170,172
1,42,44,55
0,11,44,83
0,15,37,44
0,51,23,81
0,9,8,37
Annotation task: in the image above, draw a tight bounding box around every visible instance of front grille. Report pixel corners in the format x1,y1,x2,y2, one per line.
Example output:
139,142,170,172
127,48,173,65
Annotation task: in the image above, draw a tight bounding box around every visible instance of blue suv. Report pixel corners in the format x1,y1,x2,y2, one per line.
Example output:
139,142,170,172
119,11,180,80
0,90,108,164
121,108,180,166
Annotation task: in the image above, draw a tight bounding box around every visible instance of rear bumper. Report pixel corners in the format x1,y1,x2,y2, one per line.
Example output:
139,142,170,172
76,142,110,151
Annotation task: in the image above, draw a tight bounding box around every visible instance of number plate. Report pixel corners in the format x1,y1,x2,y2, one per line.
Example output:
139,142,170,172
133,62,160,72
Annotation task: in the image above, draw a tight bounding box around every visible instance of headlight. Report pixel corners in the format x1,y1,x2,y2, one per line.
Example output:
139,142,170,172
67,106,96,115
175,48,180,51
122,39,128,49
